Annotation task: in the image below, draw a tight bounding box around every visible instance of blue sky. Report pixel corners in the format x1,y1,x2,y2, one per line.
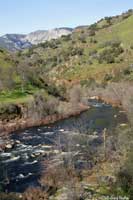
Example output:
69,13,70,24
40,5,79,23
0,0,133,35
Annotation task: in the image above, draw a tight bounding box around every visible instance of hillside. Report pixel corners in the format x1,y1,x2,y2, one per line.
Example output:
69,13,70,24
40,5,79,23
0,10,132,102
0,10,132,103
21,10,133,84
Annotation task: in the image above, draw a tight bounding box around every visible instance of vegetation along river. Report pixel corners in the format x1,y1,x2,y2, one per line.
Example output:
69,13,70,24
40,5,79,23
0,100,127,193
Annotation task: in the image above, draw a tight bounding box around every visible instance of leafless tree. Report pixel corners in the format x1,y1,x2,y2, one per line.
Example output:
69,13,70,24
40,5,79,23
68,84,82,104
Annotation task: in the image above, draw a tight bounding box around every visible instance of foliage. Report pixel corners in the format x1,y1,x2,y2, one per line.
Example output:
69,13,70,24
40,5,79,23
98,41,124,64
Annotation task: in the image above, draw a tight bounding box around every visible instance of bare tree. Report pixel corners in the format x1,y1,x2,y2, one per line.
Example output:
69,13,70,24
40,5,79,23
68,85,82,104
17,57,31,92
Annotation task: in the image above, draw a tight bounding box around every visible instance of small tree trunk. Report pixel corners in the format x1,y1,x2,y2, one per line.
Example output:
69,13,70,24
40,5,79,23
103,128,107,160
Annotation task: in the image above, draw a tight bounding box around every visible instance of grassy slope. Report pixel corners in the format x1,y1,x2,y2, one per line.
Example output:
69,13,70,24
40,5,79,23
54,15,133,82
0,12,133,103
0,90,35,104
96,15,133,46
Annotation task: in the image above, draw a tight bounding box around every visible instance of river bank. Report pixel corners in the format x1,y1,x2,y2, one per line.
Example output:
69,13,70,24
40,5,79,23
0,92,125,150
0,96,122,137
0,102,89,148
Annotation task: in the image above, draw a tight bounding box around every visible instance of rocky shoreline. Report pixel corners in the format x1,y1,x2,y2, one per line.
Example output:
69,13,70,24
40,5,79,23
89,96,122,107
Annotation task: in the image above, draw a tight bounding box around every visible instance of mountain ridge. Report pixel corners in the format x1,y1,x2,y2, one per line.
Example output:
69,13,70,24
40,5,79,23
0,27,73,51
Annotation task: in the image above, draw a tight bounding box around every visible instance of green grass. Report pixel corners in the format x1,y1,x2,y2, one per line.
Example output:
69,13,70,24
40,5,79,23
0,87,39,103
44,14,133,83
96,15,133,47
0,95,33,104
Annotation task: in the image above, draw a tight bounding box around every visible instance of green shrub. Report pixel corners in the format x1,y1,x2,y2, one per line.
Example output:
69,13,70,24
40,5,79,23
89,30,96,36
39,40,59,49
122,10,133,19
98,42,123,64
123,68,131,75
88,60,93,65
25,48,34,57
79,35,86,43
104,74,113,81
39,41,50,48
90,38,97,43
130,45,133,50
89,23,98,31
98,49,115,64
61,34,71,41
89,49,97,56
100,40,121,48
105,17,112,25
70,47,84,56
0,48,4,53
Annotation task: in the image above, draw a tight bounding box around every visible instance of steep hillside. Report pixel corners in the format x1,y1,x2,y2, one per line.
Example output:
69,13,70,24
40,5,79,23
17,10,133,87
96,14,133,46
0,10,133,103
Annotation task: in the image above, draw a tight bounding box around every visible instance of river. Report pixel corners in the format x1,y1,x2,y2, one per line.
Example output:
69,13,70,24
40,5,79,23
0,100,127,193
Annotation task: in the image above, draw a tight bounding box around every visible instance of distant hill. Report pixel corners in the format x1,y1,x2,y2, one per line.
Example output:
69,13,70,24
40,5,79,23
0,28,73,51
0,34,31,51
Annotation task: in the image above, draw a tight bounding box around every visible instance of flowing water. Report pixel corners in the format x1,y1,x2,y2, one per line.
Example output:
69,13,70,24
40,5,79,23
0,100,127,192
